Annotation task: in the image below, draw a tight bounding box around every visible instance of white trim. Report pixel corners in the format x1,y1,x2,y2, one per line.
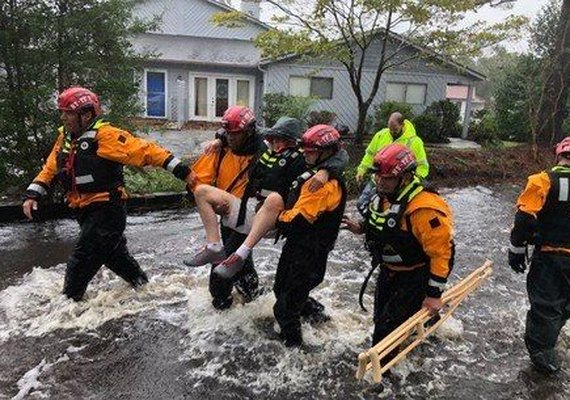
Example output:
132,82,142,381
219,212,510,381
509,245,526,254
75,175,95,185
27,183,47,196
188,72,256,122
166,157,182,172
143,68,168,119
79,130,97,139
559,178,569,202
428,279,446,289
382,254,403,263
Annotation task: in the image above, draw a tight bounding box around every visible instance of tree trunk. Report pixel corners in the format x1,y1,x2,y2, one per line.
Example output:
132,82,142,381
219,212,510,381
355,101,372,144
535,0,570,146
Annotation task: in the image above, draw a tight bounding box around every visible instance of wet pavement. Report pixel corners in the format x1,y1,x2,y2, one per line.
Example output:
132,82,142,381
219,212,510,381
1,185,569,399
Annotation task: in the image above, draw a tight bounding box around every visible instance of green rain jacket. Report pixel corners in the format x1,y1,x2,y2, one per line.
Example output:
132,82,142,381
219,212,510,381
357,119,429,178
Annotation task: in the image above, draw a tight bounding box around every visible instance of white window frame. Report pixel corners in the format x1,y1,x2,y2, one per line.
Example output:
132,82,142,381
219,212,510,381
143,68,168,119
188,72,256,122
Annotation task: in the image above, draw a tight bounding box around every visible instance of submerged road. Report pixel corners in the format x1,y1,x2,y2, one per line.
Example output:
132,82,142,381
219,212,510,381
0,185,569,399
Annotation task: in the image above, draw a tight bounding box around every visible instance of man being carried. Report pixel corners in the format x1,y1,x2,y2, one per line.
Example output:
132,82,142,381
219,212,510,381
185,117,347,309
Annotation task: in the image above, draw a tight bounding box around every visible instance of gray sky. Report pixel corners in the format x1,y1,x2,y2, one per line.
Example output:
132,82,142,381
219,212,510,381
231,0,555,53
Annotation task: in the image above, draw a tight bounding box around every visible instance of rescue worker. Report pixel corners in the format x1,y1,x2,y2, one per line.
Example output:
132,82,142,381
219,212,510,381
508,136,570,374
355,112,429,215
22,87,192,301
212,119,348,279
272,124,347,347
184,105,265,310
185,116,347,301
343,143,454,350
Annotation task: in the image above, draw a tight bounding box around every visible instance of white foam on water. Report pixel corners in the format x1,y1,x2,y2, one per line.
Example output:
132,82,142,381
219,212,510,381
0,264,203,341
11,354,69,400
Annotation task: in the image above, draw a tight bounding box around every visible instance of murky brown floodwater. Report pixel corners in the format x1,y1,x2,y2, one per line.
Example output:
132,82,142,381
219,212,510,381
1,185,569,400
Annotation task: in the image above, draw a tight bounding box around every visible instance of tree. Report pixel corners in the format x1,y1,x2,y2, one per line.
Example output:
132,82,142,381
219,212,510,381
493,54,542,142
531,0,570,145
0,0,155,191
215,0,526,142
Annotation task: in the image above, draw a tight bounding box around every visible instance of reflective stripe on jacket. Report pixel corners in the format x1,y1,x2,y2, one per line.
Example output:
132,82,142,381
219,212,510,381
512,166,570,252
27,119,184,208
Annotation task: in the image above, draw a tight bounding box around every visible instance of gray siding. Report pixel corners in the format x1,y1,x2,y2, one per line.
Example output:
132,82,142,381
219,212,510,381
134,0,266,40
131,33,262,66
264,62,476,130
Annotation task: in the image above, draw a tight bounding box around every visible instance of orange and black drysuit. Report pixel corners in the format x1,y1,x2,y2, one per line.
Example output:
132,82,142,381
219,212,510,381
273,167,347,346
363,178,454,345
25,119,190,300
191,133,348,310
190,131,265,309
510,166,570,356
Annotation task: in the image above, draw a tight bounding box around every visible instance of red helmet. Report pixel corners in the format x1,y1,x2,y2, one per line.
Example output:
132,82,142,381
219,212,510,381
300,124,340,151
57,87,102,116
372,143,417,177
555,136,570,160
221,106,256,134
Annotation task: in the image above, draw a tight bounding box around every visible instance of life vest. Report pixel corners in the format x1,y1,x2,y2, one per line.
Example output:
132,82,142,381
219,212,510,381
365,177,429,269
236,146,303,227
284,167,347,250
56,120,124,195
537,166,570,248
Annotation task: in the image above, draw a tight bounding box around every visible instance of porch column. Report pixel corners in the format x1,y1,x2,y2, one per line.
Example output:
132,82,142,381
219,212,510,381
461,84,474,139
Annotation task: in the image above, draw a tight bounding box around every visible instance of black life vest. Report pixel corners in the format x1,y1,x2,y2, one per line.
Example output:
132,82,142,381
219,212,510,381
56,120,124,195
284,167,347,250
236,146,304,227
537,166,570,248
364,178,430,268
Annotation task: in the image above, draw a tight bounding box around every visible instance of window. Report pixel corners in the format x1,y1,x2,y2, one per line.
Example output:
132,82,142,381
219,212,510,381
289,76,333,99
311,77,333,99
146,70,166,117
386,82,427,105
236,80,251,107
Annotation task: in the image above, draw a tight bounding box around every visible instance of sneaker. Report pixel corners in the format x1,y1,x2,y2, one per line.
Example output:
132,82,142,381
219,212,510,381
183,246,226,267
530,350,561,374
213,253,247,279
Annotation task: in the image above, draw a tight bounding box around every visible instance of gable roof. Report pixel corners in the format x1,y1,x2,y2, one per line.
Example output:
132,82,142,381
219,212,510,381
134,0,268,41
260,29,486,81
204,0,271,30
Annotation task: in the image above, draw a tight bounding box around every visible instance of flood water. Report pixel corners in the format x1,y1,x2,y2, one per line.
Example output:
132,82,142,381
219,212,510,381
1,185,569,399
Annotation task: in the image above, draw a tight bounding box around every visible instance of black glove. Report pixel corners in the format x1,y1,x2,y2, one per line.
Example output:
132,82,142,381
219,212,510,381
508,246,527,273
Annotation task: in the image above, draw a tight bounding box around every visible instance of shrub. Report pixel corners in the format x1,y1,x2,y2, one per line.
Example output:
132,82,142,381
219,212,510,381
413,114,447,143
373,101,415,132
124,166,186,194
306,110,336,127
262,93,315,127
423,100,462,139
468,110,501,146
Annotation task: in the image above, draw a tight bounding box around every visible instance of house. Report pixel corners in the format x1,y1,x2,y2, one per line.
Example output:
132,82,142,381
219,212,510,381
132,0,268,125
132,0,485,136
446,85,486,121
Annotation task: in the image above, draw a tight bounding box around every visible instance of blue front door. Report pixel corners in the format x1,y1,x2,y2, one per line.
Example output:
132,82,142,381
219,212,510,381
146,71,166,117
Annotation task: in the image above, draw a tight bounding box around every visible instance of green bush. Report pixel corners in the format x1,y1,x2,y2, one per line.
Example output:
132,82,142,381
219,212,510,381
262,93,315,127
372,101,415,132
306,110,336,127
468,110,502,146
124,166,186,195
413,114,447,143
423,100,462,139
